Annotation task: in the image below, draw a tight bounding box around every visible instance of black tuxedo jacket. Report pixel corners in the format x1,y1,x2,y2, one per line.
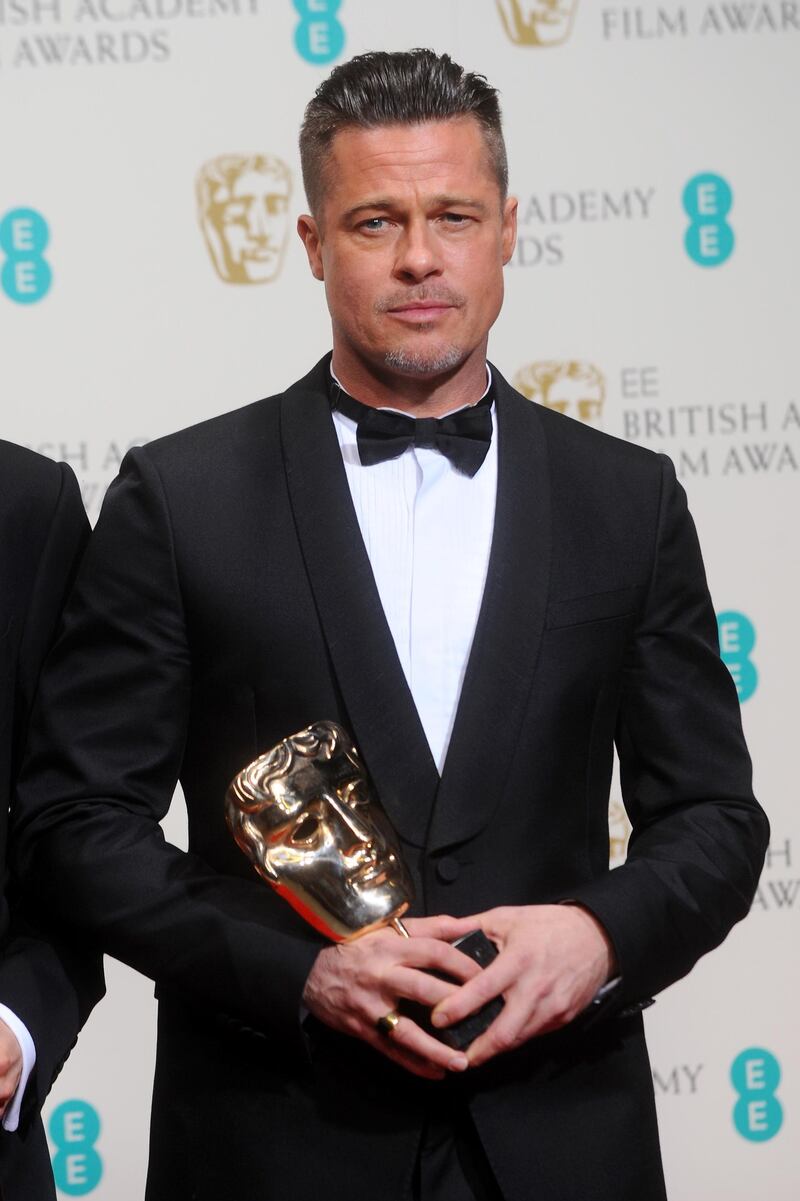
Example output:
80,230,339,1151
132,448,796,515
0,443,104,1201
14,359,767,1201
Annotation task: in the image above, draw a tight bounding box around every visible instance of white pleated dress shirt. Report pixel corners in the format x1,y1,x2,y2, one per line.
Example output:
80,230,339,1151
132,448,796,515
331,369,497,772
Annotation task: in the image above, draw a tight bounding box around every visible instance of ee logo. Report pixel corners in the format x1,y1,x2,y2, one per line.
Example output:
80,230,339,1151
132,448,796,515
731,1048,783,1142
683,173,734,267
717,610,758,702
293,0,345,64
49,1100,103,1195
0,207,52,303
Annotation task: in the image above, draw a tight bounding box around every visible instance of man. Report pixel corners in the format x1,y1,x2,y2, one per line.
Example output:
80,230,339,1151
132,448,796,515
0,442,103,1200
14,50,767,1201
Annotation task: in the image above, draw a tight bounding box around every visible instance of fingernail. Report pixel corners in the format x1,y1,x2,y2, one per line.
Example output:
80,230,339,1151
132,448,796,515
449,1055,469,1072
431,1011,447,1028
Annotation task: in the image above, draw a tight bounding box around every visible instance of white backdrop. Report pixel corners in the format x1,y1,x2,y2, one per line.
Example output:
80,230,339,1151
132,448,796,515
2,1,798,1196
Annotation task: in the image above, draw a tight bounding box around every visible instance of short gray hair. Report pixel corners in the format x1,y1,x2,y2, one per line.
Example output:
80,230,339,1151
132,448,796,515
299,48,508,215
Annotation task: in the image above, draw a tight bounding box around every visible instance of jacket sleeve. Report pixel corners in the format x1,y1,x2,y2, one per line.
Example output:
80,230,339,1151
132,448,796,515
566,454,769,1006
2,462,104,1126
12,448,321,1045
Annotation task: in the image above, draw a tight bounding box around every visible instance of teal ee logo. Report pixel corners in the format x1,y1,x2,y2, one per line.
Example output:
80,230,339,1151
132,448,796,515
683,173,734,266
731,1048,783,1142
717,610,758,701
49,1100,103,1195
0,207,52,303
293,0,345,64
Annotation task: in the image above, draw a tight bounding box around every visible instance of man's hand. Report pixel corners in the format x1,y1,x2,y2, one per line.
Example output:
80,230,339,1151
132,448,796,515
0,1018,23,1117
430,905,616,1068
302,914,481,1080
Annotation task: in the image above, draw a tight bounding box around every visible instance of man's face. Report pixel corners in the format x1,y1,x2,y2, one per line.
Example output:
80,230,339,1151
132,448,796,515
298,118,517,387
209,168,290,283
228,728,413,941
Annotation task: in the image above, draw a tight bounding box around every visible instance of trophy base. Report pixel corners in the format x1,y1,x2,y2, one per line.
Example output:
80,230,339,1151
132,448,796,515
402,929,504,1051
438,930,504,1051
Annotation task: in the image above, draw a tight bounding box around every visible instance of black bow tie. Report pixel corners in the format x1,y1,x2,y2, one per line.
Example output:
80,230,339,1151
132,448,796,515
332,383,493,477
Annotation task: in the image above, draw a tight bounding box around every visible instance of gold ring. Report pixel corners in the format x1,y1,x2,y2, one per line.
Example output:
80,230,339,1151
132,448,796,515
375,1010,401,1037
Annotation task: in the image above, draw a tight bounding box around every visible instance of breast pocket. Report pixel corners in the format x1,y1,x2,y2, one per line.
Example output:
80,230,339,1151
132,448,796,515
545,585,643,631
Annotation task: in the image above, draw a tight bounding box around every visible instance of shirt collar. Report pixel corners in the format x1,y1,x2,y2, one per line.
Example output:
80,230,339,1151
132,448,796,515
329,362,493,421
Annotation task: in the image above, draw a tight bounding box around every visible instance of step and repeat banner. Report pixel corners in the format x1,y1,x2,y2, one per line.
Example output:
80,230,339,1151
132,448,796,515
2,1,797,1197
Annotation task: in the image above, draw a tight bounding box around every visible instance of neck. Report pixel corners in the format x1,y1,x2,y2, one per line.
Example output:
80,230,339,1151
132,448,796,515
331,341,489,417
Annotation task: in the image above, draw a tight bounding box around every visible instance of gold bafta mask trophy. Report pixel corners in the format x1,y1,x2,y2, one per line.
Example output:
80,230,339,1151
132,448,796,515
226,720,503,1047
225,720,414,942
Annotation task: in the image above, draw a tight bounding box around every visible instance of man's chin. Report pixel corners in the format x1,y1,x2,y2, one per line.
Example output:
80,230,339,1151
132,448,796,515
383,343,466,377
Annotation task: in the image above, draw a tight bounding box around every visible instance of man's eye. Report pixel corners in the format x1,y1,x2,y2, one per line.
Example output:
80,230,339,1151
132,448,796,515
361,218,387,231
442,213,469,225
291,816,320,843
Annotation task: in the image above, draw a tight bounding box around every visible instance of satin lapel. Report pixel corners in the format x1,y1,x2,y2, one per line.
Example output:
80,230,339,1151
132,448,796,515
280,358,439,848
427,371,552,852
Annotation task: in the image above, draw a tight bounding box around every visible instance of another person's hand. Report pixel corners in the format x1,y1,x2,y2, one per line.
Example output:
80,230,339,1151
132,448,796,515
302,914,481,1079
0,1018,23,1117
430,904,616,1067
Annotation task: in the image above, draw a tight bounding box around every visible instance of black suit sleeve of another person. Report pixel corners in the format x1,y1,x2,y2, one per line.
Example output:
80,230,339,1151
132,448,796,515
12,447,321,1042
566,455,769,1007
0,451,104,1130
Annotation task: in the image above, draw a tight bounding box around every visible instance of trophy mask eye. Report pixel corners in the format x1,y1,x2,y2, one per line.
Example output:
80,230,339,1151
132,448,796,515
341,778,369,808
290,814,321,845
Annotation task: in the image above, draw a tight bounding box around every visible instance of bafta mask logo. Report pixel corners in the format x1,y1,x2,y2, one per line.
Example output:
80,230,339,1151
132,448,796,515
197,154,292,285
514,360,606,426
496,0,579,46
608,798,631,868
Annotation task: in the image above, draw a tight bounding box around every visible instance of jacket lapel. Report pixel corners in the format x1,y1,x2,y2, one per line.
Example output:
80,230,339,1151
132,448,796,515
280,357,439,848
427,369,552,852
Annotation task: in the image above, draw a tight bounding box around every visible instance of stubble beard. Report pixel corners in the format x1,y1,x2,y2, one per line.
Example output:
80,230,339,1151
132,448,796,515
377,286,469,377
384,343,466,376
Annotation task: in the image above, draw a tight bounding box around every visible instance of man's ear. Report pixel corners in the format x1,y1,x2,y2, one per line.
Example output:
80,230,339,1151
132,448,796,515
297,214,324,280
501,195,518,265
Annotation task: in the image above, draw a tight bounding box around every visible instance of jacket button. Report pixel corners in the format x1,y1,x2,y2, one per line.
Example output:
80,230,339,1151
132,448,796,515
436,856,460,884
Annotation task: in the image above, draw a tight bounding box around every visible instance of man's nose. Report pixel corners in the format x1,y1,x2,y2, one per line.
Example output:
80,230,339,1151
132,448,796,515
393,217,442,282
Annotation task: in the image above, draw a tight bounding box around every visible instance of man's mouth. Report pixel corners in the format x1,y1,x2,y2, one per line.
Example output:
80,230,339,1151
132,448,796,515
387,302,453,322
